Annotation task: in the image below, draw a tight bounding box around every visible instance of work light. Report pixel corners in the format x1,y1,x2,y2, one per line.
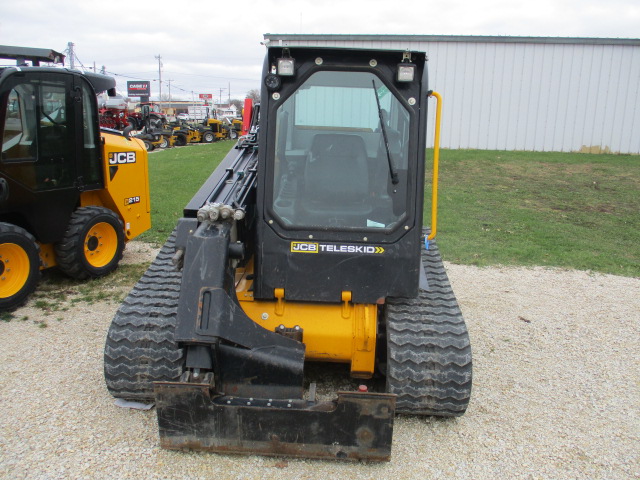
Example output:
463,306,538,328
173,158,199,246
397,63,416,82
277,58,295,76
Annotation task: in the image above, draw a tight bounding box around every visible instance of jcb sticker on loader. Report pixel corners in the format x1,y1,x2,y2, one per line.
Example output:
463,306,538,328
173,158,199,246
290,241,318,253
291,242,384,255
108,152,137,164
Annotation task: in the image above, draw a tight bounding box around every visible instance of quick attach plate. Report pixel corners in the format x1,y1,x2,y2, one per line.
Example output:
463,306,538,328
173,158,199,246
155,381,396,461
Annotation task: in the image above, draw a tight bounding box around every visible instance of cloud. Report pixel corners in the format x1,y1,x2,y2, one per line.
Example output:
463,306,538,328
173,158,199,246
2,0,637,100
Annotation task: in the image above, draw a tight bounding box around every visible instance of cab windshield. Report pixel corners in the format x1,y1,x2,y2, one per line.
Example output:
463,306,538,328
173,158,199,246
271,71,410,230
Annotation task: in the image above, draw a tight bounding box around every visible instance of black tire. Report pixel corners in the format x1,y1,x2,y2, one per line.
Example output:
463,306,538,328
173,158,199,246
104,232,184,400
143,140,154,151
174,133,187,147
384,237,472,416
54,206,125,280
127,117,140,130
158,136,169,149
149,114,163,130
0,223,40,311
201,131,215,143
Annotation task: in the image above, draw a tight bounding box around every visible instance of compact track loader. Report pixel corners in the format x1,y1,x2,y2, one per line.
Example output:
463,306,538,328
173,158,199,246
0,46,151,310
104,46,472,461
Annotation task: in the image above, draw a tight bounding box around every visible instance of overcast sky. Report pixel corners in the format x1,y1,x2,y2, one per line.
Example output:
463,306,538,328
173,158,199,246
1,0,638,102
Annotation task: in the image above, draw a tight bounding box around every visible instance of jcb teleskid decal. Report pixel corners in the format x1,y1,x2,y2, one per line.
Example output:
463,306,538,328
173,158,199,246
125,196,141,206
290,242,384,254
108,152,137,164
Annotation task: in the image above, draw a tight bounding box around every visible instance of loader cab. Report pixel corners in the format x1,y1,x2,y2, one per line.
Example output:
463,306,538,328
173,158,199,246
0,67,105,242
256,47,429,303
270,70,411,230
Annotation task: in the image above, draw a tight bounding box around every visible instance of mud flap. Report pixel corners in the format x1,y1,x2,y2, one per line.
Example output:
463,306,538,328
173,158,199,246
155,381,396,461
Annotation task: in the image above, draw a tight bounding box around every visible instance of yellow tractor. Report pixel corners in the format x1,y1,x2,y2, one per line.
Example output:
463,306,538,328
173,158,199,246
0,45,151,310
205,111,237,141
105,46,471,461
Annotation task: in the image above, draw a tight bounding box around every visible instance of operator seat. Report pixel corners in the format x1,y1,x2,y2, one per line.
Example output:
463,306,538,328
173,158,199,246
301,133,371,226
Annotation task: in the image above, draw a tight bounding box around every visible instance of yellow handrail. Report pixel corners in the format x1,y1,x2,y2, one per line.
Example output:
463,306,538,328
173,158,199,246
427,91,442,241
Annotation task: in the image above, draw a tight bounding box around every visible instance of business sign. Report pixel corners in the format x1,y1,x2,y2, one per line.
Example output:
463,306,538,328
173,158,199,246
127,81,151,97
199,93,213,100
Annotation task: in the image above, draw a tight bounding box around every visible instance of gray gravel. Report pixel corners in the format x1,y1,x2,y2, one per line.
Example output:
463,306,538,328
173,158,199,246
1,243,638,479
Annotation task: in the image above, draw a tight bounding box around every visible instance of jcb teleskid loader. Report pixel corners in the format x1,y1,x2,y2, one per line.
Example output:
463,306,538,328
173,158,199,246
0,45,151,310
104,46,472,461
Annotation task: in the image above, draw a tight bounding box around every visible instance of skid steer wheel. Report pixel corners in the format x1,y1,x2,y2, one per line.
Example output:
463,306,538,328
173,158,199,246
201,131,215,143
0,223,41,311
55,207,125,280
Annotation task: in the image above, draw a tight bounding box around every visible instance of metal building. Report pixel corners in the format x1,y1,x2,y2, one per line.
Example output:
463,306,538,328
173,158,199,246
263,34,640,154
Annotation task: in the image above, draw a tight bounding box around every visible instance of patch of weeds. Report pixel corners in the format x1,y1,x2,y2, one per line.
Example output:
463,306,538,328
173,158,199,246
1,311,15,322
33,298,65,315
74,287,112,305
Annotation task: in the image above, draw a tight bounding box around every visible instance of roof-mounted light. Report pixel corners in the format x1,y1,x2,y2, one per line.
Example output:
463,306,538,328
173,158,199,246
277,58,295,76
396,51,415,82
277,48,295,76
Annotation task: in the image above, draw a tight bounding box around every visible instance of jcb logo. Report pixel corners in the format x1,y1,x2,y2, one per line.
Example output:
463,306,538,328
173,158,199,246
290,242,318,253
109,152,137,165
125,196,141,206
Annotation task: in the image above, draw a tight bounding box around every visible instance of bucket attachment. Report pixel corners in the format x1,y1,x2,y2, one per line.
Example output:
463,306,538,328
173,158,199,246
155,380,396,461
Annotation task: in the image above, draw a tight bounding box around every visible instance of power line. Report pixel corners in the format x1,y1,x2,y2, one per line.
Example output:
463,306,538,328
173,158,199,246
163,70,258,82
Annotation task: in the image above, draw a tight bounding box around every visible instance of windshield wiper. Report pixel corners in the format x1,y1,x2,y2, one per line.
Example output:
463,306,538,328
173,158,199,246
372,80,399,185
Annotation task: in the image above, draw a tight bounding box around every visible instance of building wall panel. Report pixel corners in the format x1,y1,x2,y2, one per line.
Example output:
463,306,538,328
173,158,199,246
266,35,640,153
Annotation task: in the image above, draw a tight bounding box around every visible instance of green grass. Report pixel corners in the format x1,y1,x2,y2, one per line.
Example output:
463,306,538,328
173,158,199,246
139,145,638,278
139,142,235,245
20,144,637,317
427,149,640,277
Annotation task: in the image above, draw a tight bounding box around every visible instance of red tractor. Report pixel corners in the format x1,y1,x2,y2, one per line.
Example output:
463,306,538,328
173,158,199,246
98,95,131,130
128,102,167,130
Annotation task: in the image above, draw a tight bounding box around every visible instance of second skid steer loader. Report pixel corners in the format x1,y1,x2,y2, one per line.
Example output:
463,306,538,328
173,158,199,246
104,46,472,461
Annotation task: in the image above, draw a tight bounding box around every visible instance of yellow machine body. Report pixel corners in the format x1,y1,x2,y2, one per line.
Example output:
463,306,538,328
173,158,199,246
206,118,230,140
235,260,378,378
38,132,151,268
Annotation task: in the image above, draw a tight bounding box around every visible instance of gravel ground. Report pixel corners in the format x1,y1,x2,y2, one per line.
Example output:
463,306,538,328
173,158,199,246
1,242,638,479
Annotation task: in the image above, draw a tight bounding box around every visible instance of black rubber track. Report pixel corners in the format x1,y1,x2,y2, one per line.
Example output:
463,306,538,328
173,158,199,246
104,233,184,401
384,237,472,416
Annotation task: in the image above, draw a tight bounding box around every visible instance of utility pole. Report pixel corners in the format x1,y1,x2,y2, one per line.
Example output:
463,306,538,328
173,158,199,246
68,42,75,70
167,79,173,102
155,54,162,103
